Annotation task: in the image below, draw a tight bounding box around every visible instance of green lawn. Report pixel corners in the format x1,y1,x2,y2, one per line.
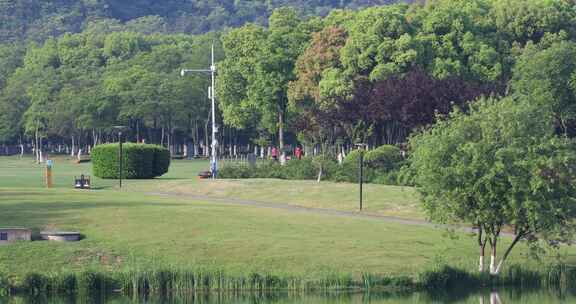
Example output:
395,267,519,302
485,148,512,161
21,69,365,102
0,156,572,280
0,156,422,219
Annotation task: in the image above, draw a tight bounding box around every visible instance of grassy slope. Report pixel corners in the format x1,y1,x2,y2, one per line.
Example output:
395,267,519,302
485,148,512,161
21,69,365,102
0,156,573,280
0,156,422,219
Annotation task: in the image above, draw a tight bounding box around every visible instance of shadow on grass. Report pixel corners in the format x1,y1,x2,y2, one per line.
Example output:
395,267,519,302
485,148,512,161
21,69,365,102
0,198,189,231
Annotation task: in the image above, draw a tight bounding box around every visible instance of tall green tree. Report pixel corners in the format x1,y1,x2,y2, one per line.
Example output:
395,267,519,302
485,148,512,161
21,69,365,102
408,97,576,275
218,8,311,160
511,39,576,137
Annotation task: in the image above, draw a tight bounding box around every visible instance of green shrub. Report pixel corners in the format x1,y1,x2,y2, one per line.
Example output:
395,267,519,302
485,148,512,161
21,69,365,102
218,150,401,185
341,150,372,183
312,155,341,181
282,158,317,180
339,146,404,184
371,171,399,185
23,273,48,295
364,145,403,172
92,143,170,179
153,146,170,177
418,265,475,290
218,164,253,179
255,161,284,179
0,272,9,296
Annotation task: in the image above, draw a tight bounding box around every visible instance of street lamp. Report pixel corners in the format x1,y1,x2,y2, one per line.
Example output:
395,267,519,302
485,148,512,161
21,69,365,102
355,143,368,211
181,44,218,179
113,126,127,188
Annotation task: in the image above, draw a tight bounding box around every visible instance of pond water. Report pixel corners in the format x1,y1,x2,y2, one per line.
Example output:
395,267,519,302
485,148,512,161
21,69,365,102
2,289,576,304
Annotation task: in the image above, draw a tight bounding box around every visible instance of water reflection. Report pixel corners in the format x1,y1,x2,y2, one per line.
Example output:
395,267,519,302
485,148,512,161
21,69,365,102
2,289,575,304
478,292,501,304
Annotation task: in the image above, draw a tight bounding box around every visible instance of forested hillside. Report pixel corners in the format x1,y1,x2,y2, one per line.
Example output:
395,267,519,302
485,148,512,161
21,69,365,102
1,0,576,163
0,0,403,42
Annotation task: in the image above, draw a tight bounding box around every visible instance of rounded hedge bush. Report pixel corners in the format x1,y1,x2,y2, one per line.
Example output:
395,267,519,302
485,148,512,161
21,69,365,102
363,145,403,172
92,143,170,179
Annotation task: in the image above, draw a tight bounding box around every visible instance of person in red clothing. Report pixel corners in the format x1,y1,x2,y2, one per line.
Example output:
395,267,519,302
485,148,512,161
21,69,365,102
271,146,278,161
295,146,302,160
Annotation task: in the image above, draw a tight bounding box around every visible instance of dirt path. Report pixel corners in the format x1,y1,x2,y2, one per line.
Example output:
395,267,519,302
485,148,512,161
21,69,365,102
147,191,480,234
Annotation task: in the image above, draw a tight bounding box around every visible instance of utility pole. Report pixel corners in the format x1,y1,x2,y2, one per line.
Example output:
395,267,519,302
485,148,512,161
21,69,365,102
181,44,218,179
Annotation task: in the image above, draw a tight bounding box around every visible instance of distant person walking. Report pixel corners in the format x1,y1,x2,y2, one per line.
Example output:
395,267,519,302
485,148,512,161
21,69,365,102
295,146,303,160
271,146,278,161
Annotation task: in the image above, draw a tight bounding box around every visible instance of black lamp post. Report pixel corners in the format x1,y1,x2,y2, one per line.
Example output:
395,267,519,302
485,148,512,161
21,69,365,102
355,143,367,211
113,126,127,189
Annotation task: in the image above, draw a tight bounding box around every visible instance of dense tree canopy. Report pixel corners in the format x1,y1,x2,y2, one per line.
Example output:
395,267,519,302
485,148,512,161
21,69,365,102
0,0,405,43
2,0,576,161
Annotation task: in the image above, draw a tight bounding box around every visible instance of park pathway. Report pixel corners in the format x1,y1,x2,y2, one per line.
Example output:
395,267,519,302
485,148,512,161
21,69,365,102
147,191,484,234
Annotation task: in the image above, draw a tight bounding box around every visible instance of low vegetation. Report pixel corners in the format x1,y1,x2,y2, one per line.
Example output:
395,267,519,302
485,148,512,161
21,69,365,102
219,145,404,185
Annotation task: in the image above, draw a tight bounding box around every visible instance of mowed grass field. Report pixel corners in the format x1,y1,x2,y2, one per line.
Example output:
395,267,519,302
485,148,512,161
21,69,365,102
0,156,573,280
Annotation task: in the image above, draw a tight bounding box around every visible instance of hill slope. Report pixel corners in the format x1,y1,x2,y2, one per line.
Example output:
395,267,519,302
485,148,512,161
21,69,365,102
0,0,405,42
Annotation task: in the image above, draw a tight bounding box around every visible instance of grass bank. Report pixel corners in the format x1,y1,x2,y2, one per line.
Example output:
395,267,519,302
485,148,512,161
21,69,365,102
1,156,575,295
0,156,422,219
2,262,576,296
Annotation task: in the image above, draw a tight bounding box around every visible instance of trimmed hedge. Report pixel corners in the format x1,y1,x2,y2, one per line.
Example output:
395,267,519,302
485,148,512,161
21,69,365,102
92,143,170,179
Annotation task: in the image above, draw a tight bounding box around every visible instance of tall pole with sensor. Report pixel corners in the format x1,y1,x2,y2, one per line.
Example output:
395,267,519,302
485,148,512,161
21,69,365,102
181,44,218,179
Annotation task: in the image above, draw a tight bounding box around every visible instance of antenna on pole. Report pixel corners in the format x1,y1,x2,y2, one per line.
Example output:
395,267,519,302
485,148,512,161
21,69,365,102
181,43,219,179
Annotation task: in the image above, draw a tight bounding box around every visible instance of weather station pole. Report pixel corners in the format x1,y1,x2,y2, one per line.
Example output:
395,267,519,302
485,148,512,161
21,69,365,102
181,44,218,179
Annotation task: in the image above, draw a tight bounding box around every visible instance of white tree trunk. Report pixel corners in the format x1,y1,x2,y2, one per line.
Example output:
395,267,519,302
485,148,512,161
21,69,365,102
19,144,24,158
278,110,285,164
479,256,485,272
71,136,76,157
490,254,497,274
34,127,40,164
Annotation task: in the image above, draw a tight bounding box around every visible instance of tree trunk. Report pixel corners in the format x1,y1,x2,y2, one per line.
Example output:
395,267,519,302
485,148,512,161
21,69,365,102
278,110,285,165
204,121,210,157
92,129,98,147
493,232,524,275
35,125,40,164
39,136,43,162
489,237,497,275
478,226,487,272
19,136,24,158
70,135,76,157
136,119,140,143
